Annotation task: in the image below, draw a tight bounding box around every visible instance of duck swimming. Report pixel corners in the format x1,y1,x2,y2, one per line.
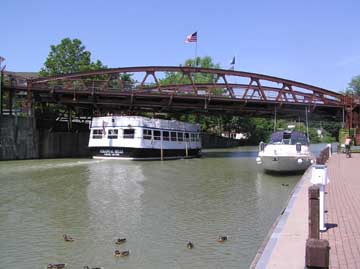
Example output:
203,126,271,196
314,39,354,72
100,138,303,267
187,241,194,249
63,234,74,242
115,238,127,244
217,236,228,242
47,264,66,269
83,266,103,269
114,250,130,257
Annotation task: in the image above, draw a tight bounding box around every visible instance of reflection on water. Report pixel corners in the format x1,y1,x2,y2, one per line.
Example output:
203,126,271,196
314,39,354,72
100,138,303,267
0,145,326,269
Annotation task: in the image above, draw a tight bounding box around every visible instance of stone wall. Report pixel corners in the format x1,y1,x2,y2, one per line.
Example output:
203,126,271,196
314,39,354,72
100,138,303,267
0,115,38,160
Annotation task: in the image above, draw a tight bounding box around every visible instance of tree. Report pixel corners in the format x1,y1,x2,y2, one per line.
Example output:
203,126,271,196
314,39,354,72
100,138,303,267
347,75,360,95
39,38,106,76
160,56,220,85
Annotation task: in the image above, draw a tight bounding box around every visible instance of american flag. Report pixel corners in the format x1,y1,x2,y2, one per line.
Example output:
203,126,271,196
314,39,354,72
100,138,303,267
185,32,197,43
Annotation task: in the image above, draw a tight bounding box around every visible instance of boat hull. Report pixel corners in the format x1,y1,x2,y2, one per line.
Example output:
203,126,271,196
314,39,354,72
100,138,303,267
260,155,312,172
91,147,201,160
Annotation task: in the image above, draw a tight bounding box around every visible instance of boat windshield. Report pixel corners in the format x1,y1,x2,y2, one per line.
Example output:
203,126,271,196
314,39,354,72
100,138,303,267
269,131,308,145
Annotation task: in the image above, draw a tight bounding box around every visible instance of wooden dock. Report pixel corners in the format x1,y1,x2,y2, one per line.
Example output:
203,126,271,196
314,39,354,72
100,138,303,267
321,153,360,268
252,151,360,268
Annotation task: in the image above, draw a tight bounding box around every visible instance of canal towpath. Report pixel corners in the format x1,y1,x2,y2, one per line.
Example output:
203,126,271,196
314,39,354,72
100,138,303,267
252,152,360,268
320,153,360,268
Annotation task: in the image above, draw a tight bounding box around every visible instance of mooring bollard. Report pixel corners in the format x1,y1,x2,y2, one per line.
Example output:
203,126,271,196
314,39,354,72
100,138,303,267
306,168,331,268
305,238,330,268
308,185,320,239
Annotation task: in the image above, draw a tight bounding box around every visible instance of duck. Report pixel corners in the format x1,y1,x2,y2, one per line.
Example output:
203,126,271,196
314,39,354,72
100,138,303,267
63,234,74,242
217,236,228,242
47,264,66,269
83,266,103,269
114,250,130,257
115,238,127,244
281,183,289,187
187,241,194,249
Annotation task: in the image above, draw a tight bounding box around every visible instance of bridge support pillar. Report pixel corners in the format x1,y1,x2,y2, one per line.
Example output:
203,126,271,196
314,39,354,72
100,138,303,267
27,81,33,117
346,106,353,129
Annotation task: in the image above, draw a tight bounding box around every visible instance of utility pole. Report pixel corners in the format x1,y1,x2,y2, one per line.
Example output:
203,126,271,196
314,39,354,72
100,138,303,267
0,56,5,116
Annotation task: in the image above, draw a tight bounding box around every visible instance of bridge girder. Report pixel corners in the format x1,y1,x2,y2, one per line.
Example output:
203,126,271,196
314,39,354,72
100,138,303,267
2,66,359,126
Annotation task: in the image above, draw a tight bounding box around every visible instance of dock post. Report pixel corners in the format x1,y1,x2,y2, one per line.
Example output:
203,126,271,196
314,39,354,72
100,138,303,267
305,238,330,268
185,142,188,157
308,185,320,239
306,185,330,268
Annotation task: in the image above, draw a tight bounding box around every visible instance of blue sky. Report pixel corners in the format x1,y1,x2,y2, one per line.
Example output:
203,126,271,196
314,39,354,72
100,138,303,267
1,0,359,92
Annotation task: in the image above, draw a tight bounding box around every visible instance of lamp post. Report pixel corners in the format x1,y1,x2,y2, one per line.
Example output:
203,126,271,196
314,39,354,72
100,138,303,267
0,56,5,115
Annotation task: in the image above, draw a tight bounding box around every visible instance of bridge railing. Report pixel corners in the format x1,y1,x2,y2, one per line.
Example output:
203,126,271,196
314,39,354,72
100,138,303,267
1,66,354,116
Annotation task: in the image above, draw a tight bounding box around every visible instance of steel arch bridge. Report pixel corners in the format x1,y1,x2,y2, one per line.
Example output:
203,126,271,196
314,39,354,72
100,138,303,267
3,66,360,126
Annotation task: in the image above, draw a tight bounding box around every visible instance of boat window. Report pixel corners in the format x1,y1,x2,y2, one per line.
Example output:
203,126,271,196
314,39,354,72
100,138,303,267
270,131,308,145
108,129,118,139
163,131,170,141
154,130,161,140
171,132,177,141
196,134,200,142
92,129,103,139
191,133,196,142
124,129,135,139
291,132,308,145
270,132,283,144
185,133,190,142
283,132,291,144
178,132,184,142
143,129,152,140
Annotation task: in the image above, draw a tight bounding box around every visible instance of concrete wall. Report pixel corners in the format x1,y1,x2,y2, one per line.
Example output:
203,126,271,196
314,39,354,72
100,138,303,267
0,115,90,160
38,130,91,158
0,115,38,160
201,133,241,148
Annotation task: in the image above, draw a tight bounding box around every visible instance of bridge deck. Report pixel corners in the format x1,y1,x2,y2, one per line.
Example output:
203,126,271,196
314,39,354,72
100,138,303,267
2,66,354,121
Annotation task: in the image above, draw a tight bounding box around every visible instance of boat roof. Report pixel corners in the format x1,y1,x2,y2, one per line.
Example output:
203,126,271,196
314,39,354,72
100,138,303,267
270,130,308,144
90,116,200,132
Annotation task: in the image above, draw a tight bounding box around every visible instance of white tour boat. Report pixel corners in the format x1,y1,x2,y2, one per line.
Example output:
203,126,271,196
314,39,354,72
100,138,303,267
88,116,201,160
256,130,314,172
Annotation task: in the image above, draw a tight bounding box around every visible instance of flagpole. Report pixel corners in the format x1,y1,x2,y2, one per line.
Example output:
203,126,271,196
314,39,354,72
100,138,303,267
195,32,198,66
185,31,198,66
195,41,197,61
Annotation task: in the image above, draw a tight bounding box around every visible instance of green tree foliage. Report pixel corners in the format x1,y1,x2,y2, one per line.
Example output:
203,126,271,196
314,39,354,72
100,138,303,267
161,56,220,85
161,56,226,131
39,38,106,76
347,75,360,95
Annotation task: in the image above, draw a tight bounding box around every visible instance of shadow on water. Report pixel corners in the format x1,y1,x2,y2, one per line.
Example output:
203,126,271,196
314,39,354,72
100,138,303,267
201,150,258,158
263,170,306,177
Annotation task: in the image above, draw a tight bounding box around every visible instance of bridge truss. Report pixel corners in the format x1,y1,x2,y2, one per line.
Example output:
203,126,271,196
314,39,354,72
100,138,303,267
2,66,359,126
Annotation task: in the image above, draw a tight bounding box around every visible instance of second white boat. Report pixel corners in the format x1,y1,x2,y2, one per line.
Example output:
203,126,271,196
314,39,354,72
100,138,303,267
256,130,314,172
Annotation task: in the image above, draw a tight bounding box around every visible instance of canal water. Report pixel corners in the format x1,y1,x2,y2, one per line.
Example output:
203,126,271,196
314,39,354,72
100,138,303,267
0,146,324,269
